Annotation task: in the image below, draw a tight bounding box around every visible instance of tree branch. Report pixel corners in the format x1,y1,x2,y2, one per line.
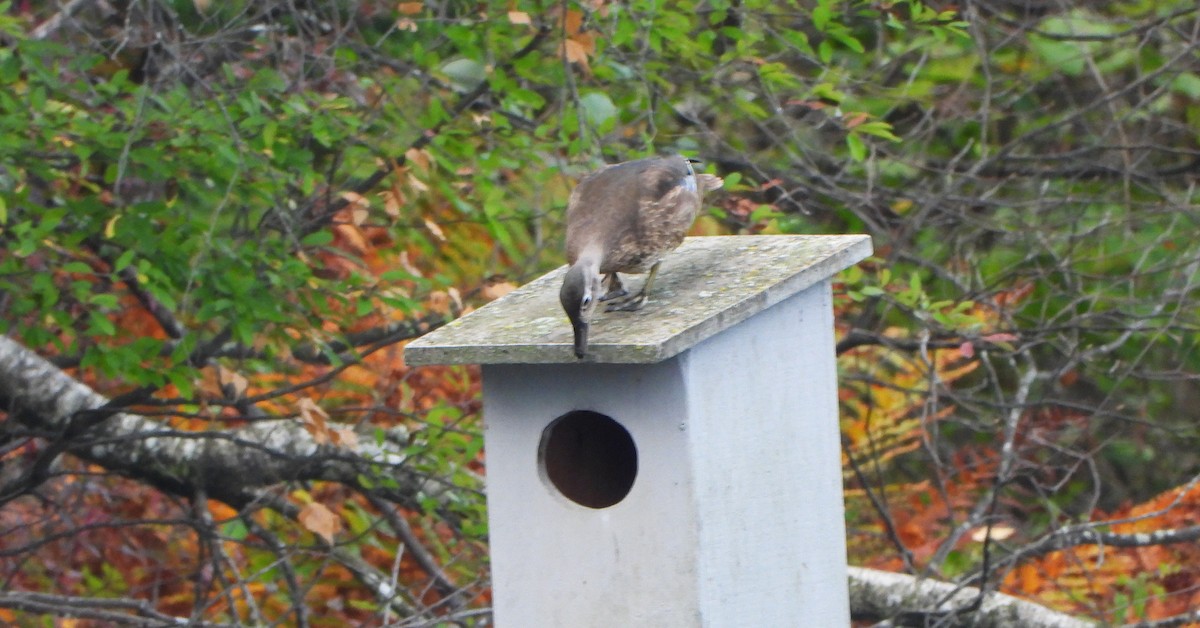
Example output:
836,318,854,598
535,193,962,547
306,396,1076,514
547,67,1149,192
0,590,237,628
0,335,421,508
30,0,112,40
848,566,1094,628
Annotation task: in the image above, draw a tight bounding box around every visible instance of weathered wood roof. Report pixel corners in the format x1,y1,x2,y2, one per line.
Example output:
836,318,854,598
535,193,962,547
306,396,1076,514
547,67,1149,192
404,234,872,365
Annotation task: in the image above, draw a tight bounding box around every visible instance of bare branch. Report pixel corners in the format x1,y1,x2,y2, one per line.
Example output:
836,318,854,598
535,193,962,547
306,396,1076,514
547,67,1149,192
0,335,421,507
0,590,237,627
848,566,1094,628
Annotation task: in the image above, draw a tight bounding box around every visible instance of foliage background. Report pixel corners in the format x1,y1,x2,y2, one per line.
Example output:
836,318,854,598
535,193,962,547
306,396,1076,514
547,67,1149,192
1,0,1199,625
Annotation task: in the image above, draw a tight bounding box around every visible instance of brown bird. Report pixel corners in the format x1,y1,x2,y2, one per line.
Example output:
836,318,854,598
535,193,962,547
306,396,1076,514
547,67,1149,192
560,155,724,359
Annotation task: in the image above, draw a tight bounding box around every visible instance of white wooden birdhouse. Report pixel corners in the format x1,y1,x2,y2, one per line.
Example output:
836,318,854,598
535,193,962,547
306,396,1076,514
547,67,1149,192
405,234,871,626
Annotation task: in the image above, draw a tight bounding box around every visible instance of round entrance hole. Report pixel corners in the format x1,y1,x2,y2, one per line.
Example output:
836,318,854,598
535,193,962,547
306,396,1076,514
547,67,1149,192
538,410,638,509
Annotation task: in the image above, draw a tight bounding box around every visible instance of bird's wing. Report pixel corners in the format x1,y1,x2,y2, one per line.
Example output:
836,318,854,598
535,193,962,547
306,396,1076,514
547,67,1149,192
566,158,719,270
636,161,703,242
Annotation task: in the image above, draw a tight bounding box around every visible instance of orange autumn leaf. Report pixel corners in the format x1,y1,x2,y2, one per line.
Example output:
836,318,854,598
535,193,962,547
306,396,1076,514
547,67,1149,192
897,520,926,547
298,501,341,544
1017,562,1042,595
334,223,370,255
208,499,238,521
341,364,380,389
560,10,595,72
844,112,869,128
563,8,583,35
396,2,422,15
298,396,331,444
564,38,592,65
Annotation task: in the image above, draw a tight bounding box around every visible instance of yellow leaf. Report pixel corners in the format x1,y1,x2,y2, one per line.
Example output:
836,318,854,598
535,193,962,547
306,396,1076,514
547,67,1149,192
104,214,121,238
298,502,341,544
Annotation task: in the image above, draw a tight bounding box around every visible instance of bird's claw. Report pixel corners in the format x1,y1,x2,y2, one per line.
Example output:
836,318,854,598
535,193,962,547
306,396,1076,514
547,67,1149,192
599,287,629,302
605,293,648,312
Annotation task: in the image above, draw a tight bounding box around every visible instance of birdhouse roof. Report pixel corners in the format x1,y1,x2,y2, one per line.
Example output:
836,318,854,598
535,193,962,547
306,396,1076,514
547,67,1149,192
404,235,872,365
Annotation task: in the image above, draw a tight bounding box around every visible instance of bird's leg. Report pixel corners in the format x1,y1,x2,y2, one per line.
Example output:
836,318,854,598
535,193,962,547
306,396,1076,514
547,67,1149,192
606,262,660,312
599,273,628,301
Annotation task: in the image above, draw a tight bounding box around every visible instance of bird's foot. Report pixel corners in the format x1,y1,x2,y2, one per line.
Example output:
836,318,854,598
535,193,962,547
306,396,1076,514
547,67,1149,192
605,292,648,312
600,287,628,302
600,273,627,301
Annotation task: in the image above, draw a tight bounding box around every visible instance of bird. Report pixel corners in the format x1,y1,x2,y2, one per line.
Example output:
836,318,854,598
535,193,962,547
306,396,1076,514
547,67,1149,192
559,155,724,359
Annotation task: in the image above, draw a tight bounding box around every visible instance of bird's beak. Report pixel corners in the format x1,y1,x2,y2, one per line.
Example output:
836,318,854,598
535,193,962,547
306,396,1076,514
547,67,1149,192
572,320,589,359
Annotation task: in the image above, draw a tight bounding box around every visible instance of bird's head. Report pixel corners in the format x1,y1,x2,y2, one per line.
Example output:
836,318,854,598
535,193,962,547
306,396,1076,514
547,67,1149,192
560,262,603,359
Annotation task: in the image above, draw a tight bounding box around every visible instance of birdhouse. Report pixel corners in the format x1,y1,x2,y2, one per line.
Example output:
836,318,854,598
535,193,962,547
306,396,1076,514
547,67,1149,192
405,234,871,626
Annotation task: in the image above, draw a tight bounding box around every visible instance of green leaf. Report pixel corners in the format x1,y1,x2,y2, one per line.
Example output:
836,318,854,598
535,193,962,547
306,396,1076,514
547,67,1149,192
858,121,901,142
302,230,334,247
89,311,116,336
310,115,332,148
818,39,834,64
846,133,867,162
113,249,136,272
1171,73,1200,99
442,58,486,92
860,285,885,297
829,32,865,54
222,519,249,541
579,91,618,128
1029,35,1085,76
62,261,92,275
812,3,831,32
